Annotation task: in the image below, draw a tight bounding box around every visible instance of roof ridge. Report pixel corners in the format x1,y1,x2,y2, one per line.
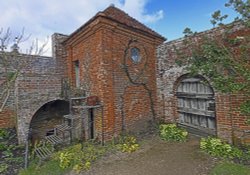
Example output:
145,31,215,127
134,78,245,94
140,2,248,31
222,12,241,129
64,5,166,43
102,6,165,40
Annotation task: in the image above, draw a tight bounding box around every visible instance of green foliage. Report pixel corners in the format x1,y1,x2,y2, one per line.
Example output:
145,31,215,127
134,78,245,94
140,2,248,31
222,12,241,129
241,100,250,116
183,27,194,37
209,162,250,175
3,149,14,158
0,142,7,151
5,157,23,164
182,31,250,116
116,136,139,153
225,0,250,22
210,10,228,27
159,124,188,142
200,137,243,159
0,163,8,173
0,129,10,139
178,0,250,117
58,152,72,169
19,160,68,175
53,142,106,174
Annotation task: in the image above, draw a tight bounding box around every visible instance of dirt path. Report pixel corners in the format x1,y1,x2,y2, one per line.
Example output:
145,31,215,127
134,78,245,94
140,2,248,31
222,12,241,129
70,135,217,175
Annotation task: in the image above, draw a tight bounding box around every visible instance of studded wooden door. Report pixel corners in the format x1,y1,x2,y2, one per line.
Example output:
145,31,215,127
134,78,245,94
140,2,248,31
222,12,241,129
176,77,216,135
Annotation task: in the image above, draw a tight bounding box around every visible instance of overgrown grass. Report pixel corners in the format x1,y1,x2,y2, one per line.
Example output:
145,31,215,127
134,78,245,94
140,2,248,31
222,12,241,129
210,162,250,175
19,159,70,175
19,137,138,175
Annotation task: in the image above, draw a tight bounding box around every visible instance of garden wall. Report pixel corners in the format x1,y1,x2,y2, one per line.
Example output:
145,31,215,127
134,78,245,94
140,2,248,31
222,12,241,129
157,23,250,144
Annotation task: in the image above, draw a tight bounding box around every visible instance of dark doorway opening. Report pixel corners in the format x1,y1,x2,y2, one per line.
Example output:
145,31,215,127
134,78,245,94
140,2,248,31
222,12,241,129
89,108,94,139
29,100,69,141
46,129,55,136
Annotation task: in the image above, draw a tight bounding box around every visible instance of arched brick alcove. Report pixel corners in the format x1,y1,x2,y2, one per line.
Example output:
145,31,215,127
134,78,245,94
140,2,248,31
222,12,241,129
17,99,69,144
29,100,69,142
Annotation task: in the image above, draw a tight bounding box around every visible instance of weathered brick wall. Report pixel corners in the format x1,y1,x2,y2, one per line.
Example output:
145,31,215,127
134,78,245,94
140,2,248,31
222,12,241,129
52,33,69,77
0,53,21,128
64,15,163,141
0,51,64,143
16,56,63,143
102,24,162,138
157,23,250,144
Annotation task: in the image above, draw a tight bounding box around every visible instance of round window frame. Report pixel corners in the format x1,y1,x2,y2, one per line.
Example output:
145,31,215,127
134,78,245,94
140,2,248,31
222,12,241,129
130,47,141,63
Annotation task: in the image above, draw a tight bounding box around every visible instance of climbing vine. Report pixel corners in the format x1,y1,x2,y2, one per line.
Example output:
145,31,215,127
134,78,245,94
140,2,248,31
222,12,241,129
177,0,250,116
119,39,156,131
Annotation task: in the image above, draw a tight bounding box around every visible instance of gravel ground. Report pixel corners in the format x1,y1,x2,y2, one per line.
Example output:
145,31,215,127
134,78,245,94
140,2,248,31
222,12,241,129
68,134,218,175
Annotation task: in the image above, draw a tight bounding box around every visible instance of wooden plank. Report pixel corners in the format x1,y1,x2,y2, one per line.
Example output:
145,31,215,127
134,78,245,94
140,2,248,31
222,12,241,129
35,147,52,160
45,135,63,145
56,124,71,131
200,115,208,128
191,114,199,126
190,99,198,109
178,107,215,117
179,113,185,123
72,105,102,109
71,96,87,100
181,78,201,83
178,122,216,136
176,92,214,99
208,117,216,129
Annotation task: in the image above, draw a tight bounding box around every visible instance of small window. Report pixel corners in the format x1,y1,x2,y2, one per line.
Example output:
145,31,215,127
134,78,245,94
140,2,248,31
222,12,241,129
131,48,141,63
73,60,80,88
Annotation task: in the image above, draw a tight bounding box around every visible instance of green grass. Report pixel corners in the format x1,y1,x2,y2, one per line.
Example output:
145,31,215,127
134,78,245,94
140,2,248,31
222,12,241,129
18,159,70,175
210,162,250,175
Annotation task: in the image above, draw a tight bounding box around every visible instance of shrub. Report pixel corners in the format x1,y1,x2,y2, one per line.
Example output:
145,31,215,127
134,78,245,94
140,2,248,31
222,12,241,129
200,137,243,159
0,143,7,151
0,163,8,174
53,142,106,174
116,136,139,153
0,129,10,140
159,124,188,142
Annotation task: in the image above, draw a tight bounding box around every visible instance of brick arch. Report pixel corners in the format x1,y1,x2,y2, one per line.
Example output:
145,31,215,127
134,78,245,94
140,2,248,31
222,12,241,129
29,99,69,142
17,97,67,144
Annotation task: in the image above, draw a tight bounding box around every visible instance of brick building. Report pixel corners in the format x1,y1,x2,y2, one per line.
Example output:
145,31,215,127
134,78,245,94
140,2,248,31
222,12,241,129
58,5,165,140
0,5,249,145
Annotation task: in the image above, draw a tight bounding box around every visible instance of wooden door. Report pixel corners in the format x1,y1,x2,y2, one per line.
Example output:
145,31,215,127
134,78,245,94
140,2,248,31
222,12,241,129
176,77,216,135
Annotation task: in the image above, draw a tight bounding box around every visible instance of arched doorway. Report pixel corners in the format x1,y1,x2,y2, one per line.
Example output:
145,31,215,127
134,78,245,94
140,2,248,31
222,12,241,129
29,100,69,142
176,76,216,136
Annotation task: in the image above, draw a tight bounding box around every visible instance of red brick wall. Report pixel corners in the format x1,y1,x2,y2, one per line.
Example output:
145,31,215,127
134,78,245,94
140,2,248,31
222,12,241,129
0,109,15,128
64,16,163,140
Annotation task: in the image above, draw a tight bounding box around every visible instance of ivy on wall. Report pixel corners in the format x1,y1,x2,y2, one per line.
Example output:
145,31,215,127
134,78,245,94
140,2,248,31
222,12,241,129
177,0,250,116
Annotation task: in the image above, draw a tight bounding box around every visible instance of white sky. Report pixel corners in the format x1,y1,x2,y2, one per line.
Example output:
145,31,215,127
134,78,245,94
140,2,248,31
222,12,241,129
0,0,164,56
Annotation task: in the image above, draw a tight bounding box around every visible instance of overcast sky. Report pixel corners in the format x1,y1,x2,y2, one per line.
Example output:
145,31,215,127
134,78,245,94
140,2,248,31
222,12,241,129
0,0,237,56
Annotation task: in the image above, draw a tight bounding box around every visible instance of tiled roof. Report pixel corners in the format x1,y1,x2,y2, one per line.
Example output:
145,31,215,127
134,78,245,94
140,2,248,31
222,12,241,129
65,5,166,43
101,6,165,40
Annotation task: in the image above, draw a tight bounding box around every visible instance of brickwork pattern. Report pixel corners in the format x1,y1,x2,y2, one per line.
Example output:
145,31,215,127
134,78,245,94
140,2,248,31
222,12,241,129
64,6,164,141
156,23,250,144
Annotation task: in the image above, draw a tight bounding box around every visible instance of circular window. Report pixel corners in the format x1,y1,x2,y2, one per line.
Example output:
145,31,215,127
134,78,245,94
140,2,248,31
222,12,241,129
131,48,141,63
